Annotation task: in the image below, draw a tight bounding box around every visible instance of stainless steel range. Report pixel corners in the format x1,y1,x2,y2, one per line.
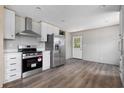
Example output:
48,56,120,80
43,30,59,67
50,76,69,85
18,45,42,78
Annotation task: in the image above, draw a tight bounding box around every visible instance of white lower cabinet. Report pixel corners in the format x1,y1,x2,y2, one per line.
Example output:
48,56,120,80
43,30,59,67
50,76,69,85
4,53,22,83
42,51,50,71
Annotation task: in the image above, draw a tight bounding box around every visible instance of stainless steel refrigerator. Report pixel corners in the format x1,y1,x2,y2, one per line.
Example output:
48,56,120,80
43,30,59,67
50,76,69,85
45,34,65,67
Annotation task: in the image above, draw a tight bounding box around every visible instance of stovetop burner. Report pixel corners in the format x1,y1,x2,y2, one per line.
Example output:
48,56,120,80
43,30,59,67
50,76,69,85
18,45,42,59
18,45,37,53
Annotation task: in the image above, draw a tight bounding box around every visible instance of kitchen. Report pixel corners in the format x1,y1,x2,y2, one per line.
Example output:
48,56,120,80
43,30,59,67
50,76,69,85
0,5,124,88
4,6,66,83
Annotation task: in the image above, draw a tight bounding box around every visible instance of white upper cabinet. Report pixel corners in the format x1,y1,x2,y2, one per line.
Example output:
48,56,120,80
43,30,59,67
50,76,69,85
47,24,59,35
41,22,59,41
32,21,41,35
47,24,52,35
4,9,15,39
53,26,59,35
15,16,25,34
41,22,48,41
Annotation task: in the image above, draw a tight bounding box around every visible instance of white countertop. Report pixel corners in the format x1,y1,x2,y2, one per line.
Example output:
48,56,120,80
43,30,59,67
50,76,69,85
4,49,50,53
4,49,18,53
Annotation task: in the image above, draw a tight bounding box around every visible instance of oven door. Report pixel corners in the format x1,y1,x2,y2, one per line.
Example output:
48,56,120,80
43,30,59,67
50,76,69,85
22,56,42,73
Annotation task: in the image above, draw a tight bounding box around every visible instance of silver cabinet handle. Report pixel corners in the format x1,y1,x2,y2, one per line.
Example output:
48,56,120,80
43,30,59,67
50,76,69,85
10,57,16,59
10,74,16,77
10,63,16,65
10,69,16,71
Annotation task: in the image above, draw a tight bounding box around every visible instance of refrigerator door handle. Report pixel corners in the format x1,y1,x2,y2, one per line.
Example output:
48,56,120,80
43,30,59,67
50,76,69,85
59,47,61,54
118,41,121,51
118,40,122,52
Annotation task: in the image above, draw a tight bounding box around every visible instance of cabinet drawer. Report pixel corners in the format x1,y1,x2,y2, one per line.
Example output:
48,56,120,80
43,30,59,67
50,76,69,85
5,67,21,74
4,53,22,83
5,61,21,70
5,69,21,76
6,54,18,60
6,60,18,65
5,73,21,83
4,67,21,83
5,58,17,65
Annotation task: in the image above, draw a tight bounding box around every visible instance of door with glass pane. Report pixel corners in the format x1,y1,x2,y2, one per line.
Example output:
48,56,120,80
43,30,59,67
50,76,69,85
72,36,82,59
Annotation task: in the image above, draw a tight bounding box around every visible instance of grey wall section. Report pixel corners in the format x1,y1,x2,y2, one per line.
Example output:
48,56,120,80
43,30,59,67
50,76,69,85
71,25,120,65
4,16,45,51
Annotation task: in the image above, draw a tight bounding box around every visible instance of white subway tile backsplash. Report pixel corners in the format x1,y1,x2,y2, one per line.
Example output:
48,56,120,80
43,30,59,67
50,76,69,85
4,35,45,50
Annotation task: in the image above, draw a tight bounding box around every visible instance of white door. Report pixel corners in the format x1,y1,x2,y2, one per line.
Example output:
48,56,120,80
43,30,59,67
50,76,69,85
72,36,82,59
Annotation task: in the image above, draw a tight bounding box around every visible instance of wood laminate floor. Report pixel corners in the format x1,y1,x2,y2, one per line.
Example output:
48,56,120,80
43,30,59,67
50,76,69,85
4,59,122,88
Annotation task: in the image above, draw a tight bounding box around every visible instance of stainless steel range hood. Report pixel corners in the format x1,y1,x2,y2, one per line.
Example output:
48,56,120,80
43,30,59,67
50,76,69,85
16,17,41,37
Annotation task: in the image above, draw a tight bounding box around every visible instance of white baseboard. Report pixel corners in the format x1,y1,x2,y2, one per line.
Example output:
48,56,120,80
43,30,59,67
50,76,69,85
83,58,119,66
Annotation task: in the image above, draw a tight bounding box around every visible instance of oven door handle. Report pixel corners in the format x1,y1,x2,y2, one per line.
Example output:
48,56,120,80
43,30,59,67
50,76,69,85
23,56,37,59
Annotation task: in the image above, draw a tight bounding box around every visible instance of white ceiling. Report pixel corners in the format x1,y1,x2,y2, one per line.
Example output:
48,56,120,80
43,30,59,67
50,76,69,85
6,5,120,32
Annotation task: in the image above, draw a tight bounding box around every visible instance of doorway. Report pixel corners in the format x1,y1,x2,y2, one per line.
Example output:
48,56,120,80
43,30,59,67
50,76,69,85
72,35,83,59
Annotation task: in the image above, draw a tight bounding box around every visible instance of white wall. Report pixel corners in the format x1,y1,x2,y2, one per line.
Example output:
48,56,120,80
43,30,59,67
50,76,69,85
71,25,120,65
65,32,71,59
4,16,45,51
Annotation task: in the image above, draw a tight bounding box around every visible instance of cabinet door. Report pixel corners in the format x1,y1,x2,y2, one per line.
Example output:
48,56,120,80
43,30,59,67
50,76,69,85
4,9,15,39
41,22,47,41
15,16,25,34
41,22,59,41
52,26,59,35
43,51,50,70
47,24,52,35
32,21,41,35
47,24,59,35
